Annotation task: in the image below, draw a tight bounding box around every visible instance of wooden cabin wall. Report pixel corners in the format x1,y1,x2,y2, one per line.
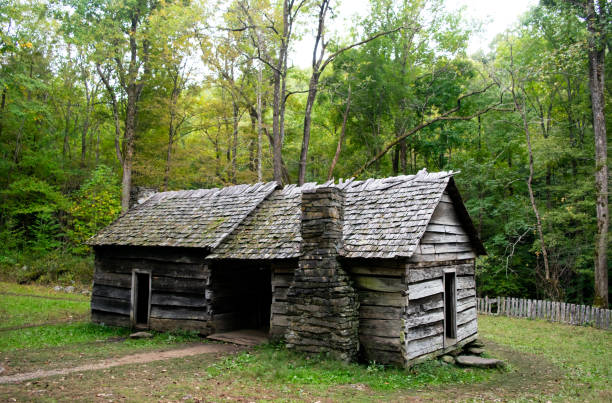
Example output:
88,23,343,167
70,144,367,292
410,192,476,263
404,260,476,363
403,191,478,363
269,261,296,339
91,246,212,333
346,259,407,366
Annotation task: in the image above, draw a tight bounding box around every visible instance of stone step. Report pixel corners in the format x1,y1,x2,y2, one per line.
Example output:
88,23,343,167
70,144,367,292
455,355,505,369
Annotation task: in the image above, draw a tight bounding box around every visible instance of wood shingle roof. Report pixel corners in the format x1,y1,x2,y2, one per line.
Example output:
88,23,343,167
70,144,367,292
90,170,484,259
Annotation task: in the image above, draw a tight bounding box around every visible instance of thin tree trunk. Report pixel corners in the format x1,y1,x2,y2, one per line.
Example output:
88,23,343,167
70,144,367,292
327,84,351,180
586,0,608,307
256,64,263,182
231,99,239,184
509,49,553,296
0,87,6,140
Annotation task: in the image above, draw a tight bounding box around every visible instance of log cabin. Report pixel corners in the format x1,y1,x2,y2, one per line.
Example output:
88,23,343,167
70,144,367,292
88,169,485,366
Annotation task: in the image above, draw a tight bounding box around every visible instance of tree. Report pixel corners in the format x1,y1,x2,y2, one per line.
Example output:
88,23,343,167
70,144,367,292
545,0,609,306
64,0,159,212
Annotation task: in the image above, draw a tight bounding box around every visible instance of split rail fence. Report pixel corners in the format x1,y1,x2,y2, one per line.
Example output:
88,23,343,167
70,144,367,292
477,296,611,330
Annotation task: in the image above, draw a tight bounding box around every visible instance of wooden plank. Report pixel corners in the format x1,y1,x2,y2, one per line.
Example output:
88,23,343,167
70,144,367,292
420,232,471,244
95,246,206,264
409,251,475,262
150,293,207,308
424,224,467,235
353,275,405,292
429,201,460,225
359,335,402,352
271,301,289,315
150,306,210,321
359,305,403,320
92,284,130,300
408,267,443,283
457,307,476,326
349,266,404,277
270,314,290,327
457,318,478,341
94,271,131,288
457,288,476,299
405,322,444,342
149,318,212,334
407,294,443,315
359,319,402,337
358,291,405,307
272,286,289,301
457,276,474,290
361,347,404,366
407,310,444,327
433,243,474,254
457,297,476,313
409,279,443,300
406,334,444,359
91,310,130,327
91,296,130,316
152,276,206,294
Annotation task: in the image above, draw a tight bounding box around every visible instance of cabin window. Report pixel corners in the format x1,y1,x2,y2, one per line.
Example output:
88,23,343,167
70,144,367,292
132,271,151,327
444,271,457,344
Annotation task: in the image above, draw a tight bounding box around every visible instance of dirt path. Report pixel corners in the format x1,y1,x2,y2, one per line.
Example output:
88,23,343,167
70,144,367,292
389,338,565,402
0,343,240,384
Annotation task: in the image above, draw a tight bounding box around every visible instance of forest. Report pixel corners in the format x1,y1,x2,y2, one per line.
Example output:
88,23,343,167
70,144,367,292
0,0,609,307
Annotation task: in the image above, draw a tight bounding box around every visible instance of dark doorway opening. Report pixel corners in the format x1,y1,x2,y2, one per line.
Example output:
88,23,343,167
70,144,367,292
444,272,457,343
134,272,151,326
210,265,272,333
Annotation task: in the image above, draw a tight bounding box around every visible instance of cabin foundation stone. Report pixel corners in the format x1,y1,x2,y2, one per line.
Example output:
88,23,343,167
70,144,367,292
286,187,359,362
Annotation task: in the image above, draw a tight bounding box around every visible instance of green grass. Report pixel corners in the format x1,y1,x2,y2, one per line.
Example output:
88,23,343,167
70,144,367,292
0,281,90,300
479,314,612,401
0,295,90,329
0,322,202,352
205,343,494,392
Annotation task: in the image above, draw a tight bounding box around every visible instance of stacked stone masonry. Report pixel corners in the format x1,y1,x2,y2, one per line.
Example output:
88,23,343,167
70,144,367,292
286,187,360,362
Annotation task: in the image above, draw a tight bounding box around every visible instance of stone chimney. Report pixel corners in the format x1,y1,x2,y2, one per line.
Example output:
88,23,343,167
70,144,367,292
286,187,359,362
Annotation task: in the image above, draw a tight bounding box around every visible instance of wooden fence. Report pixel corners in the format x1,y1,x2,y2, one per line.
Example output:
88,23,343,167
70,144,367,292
477,296,611,330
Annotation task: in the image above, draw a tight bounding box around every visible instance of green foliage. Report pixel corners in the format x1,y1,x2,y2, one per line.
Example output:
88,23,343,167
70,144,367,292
0,0,607,305
67,165,121,254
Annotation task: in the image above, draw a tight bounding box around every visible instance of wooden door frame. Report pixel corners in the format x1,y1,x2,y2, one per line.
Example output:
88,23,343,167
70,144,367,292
131,269,152,328
443,268,457,348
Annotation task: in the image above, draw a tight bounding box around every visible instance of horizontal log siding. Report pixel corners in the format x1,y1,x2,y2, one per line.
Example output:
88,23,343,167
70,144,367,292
270,261,297,339
91,246,212,334
408,193,476,264
405,259,477,364
346,260,406,366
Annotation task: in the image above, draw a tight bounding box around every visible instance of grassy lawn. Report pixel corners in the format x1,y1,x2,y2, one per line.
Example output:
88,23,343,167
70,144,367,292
478,314,612,402
0,281,90,301
0,282,610,402
0,295,90,329
0,281,91,329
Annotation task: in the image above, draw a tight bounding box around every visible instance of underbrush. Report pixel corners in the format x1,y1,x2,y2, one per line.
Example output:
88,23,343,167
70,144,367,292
205,342,494,391
0,249,94,286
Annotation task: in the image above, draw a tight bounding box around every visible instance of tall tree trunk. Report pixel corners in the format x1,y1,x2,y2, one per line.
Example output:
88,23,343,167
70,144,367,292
231,99,239,184
122,85,138,213
327,85,351,180
586,0,608,307
0,87,6,140
256,64,263,182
